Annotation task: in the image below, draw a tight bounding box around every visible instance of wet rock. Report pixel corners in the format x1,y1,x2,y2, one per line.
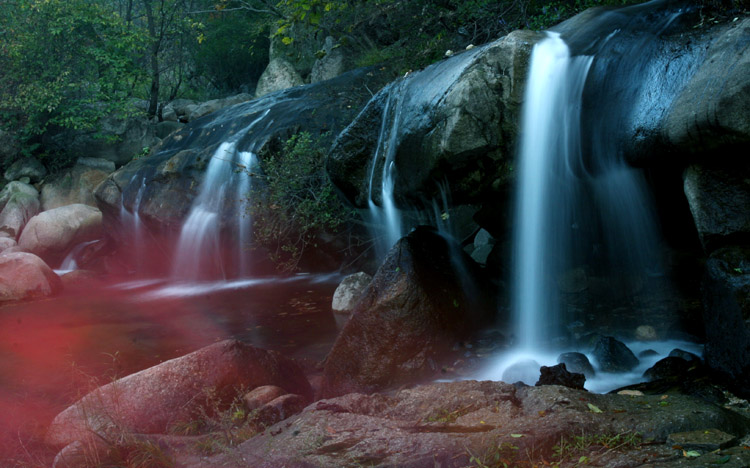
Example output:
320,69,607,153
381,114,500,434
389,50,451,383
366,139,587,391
155,121,184,139
591,336,639,372
18,204,102,266
322,227,492,397
4,157,46,183
669,348,701,363
327,30,542,208
643,357,692,381
0,252,62,302
46,340,312,447
683,164,750,251
255,58,304,98
665,18,750,154
535,363,586,390
557,352,595,378
701,246,750,397
40,159,114,211
639,349,660,359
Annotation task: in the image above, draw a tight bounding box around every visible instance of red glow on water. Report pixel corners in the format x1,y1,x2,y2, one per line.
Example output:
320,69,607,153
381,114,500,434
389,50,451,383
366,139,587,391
0,273,338,463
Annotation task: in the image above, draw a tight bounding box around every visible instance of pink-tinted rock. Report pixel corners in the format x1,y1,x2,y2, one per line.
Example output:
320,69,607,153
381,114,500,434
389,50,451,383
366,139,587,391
244,385,288,411
0,251,62,302
46,340,312,447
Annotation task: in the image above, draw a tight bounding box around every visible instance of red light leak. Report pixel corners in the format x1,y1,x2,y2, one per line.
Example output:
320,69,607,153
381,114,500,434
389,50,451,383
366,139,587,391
0,274,338,463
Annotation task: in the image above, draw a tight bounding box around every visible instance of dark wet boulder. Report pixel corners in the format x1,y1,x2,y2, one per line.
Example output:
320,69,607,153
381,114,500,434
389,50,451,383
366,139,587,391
321,226,493,397
557,352,595,378
664,18,750,155
46,340,312,447
327,30,542,208
683,164,750,252
591,336,639,372
94,66,393,242
702,246,750,397
669,348,701,363
644,357,693,381
536,363,586,390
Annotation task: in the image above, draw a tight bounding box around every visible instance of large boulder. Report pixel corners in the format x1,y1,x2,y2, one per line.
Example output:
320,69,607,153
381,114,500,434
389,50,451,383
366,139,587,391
0,190,40,239
683,164,750,252
46,339,312,447
0,252,62,302
702,246,750,396
4,157,47,183
331,271,371,313
94,66,392,245
322,227,493,397
17,204,103,266
591,336,639,373
199,380,750,468
327,30,541,207
664,18,750,154
255,58,305,98
40,158,115,211
187,93,253,121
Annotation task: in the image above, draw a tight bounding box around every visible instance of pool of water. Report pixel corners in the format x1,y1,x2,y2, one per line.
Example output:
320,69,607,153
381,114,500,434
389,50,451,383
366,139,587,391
0,274,341,462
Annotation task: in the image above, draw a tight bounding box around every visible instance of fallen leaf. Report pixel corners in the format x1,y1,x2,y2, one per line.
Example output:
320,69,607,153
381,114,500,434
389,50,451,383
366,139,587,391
684,450,701,458
587,403,603,413
510,434,524,438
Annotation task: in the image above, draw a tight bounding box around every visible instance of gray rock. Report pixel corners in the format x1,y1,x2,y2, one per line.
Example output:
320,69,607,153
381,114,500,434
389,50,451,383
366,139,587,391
592,336,639,372
0,236,16,253
0,181,38,212
331,272,371,313
683,164,750,252
188,98,224,121
501,359,540,385
169,99,197,117
4,157,47,183
255,58,304,98
161,104,178,122
17,204,103,266
45,340,312,447
0,191,40,239
635,325,658,341
0,251,62,302
40,162,112,211
310,37,351,83
666,428,737,453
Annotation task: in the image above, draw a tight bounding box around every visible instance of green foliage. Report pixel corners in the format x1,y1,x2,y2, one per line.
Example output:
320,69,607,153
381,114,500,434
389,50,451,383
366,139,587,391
250,131,355,272
0,0,145,147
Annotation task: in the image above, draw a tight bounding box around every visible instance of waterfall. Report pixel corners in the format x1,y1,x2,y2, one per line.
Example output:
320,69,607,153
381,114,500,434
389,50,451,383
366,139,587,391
513,33,593,351
171,142,259,281
367,84,406,259
171,112,266,281
119,176,147,275
512,31,664,352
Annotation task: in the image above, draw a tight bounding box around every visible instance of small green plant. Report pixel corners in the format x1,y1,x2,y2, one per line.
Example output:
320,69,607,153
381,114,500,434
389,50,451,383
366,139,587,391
249,131,357,272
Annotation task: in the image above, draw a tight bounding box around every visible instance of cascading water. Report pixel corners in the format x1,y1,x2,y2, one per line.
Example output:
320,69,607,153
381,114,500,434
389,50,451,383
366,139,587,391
513,33,594,352
367,84,406,259
119,176,148,274
483,4,696,388
171,142,259,282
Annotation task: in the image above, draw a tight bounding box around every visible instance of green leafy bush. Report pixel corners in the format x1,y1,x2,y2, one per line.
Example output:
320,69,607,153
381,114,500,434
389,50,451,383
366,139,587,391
250,131,355,272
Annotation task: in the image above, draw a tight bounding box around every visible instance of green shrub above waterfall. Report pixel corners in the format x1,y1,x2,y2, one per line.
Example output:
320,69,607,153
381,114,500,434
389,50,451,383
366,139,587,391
250,132,356,272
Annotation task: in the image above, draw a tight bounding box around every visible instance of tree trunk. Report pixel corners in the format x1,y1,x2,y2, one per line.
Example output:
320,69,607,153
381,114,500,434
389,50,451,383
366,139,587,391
143,0,161,119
